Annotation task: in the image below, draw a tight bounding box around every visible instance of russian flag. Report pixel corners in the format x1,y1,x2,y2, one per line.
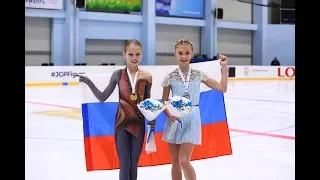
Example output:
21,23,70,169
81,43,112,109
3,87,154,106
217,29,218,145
80,60,232,171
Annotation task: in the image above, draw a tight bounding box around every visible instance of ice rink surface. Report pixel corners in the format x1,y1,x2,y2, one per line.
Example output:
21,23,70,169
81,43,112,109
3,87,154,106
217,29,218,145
25,80,295,180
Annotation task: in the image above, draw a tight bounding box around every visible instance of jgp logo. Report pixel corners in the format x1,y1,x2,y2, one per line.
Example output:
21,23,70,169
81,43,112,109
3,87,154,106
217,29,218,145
51,71,80,78
278,67,295,77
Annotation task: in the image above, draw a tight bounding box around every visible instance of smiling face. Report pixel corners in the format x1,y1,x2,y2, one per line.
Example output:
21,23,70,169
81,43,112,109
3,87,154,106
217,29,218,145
123,40,142,67
174,40,194,69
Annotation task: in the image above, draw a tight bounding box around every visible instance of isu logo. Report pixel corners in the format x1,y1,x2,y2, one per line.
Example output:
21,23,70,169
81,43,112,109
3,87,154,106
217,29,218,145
278,67,295,77
243,67,250,76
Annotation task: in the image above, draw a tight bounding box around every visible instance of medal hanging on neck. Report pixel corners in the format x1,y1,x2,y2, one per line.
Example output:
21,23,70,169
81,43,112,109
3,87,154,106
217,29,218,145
127,68,139,101
178,68,191,99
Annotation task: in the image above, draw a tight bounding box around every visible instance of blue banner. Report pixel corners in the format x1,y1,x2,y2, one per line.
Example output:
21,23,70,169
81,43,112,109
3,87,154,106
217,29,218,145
155,0,204,19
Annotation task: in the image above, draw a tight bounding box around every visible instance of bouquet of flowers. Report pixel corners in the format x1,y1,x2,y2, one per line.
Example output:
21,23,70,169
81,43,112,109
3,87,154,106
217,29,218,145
165,96,193,117
164,96,193,139
137,98,167,154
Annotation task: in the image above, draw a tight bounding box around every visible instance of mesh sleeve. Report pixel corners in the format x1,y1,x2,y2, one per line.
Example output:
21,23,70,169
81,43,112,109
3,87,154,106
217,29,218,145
161,74,170,87
201,71,210,81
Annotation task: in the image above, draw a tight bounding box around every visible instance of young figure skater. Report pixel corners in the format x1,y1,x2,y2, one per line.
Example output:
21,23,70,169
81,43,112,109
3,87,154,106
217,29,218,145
79,39,153,180
161,39,228,180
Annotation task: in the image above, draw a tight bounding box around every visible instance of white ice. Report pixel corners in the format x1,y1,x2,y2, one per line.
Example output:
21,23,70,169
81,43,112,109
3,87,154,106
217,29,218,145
25,80,295,180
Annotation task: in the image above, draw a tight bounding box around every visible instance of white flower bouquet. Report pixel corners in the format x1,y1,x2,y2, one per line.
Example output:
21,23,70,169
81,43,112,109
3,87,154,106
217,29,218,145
164,96,194,139
137,98,167,154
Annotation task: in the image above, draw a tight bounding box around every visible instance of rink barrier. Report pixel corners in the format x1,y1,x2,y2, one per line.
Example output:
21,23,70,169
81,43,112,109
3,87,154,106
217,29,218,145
25,77,295,87
25,65,295,87
228,77,295,81
25,82,79,87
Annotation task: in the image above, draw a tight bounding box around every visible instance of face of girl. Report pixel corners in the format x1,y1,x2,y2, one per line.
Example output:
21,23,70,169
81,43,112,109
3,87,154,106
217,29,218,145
174,44,194,67
123,44,142,67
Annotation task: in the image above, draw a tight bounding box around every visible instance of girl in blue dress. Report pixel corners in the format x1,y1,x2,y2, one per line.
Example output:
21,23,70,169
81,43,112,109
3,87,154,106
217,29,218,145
161,39,228,180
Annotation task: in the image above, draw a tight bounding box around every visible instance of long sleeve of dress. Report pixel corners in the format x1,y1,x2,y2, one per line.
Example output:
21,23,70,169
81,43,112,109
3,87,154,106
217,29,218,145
144,83,156,126
85,70,120,102
144,83,152,99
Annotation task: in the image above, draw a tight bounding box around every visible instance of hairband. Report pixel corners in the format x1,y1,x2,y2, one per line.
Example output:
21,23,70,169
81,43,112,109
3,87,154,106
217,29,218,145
175,39,194,46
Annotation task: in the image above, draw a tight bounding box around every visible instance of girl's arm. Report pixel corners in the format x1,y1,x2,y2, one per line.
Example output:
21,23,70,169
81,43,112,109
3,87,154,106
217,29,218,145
144,83,152,99
162,86,171,117
144,72,152,99
161,74,179,121
80,70,119,102
202,65,228,93
142,73,156,128
162,86,180,121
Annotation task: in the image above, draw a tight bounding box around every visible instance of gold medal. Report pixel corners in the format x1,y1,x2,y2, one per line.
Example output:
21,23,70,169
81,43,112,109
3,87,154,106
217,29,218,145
130,93,138,101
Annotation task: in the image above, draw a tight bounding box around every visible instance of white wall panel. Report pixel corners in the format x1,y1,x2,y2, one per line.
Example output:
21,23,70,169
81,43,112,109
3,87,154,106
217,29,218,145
156,24,200,65
25,17,51,66
227,57,252,65
217,0,252,23
85,40,126,65
217,28,252,65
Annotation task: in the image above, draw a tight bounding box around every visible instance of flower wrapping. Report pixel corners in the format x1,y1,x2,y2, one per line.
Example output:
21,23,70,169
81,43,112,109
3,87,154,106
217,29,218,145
165,96,193,118
164,96,193,139
138,98,166,121
137,98,167,154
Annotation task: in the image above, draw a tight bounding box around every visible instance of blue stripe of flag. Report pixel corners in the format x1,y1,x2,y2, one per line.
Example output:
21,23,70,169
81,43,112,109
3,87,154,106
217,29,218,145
82,90,226,137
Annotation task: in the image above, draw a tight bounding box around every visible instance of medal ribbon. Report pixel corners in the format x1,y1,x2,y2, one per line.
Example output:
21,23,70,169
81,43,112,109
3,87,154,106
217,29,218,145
178,68,191,95
127,68,139,94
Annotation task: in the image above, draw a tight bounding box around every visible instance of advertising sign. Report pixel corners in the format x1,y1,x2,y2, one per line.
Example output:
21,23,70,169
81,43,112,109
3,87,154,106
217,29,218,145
237,66,270,77
155,0,204,19
25,0,63,10
86,0,141,14
278,67,295,77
